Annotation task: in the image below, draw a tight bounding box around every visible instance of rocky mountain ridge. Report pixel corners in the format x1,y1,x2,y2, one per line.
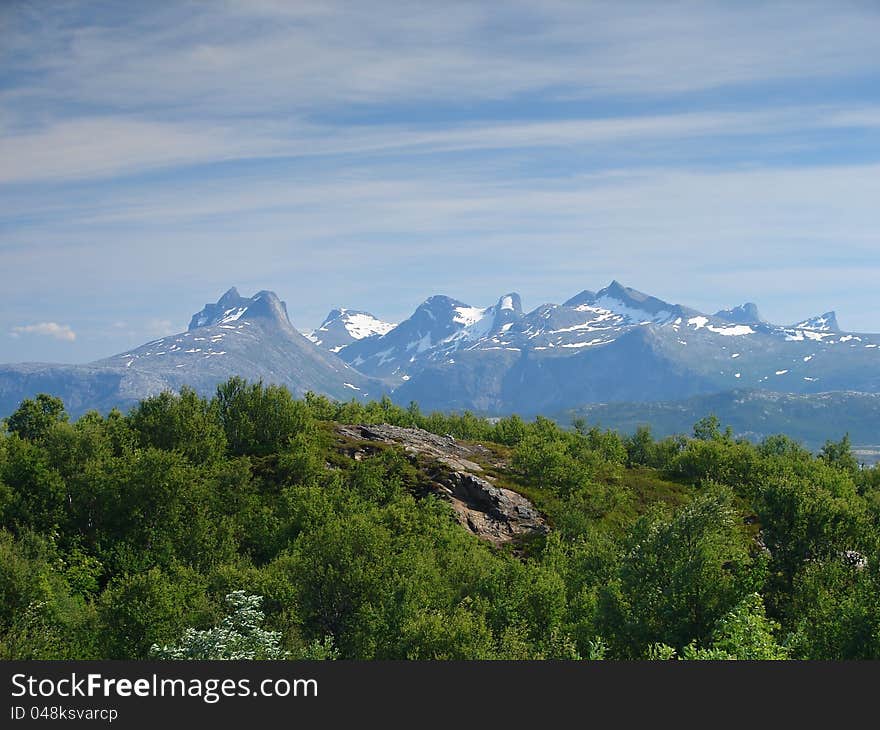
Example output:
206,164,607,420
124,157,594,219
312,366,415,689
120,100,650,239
0,289,383,417
1,282,879,449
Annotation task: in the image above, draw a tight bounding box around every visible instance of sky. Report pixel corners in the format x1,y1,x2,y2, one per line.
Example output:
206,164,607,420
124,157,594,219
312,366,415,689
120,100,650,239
1,0,878,363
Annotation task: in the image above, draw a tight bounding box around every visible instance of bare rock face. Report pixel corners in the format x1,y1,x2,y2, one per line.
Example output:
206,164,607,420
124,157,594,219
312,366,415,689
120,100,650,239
334,424,547,545
439,470,547,545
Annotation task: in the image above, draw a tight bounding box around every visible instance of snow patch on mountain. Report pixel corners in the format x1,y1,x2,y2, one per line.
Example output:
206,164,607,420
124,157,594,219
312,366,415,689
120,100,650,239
595,294,671,324
308,308,396,352
453,306,488,326
791,312,840,332
188,287,292,332
343,312,396,339
709,324,755,336
688,316,754,336
220,307,248,324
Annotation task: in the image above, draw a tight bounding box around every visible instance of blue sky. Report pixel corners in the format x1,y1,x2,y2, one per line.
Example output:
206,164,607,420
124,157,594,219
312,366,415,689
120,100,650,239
1,0,878,363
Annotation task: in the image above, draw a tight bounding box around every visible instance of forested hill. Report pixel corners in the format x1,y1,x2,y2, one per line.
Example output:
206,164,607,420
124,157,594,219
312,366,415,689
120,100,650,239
1,378,879,660
561,389,880,457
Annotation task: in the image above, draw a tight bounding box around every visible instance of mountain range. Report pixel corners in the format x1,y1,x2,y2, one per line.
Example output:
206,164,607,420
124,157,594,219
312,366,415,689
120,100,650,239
325,280,879,415
2,281,878,449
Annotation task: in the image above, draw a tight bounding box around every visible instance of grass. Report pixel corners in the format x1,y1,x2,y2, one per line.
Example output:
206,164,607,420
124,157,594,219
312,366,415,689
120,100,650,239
623,467,692,512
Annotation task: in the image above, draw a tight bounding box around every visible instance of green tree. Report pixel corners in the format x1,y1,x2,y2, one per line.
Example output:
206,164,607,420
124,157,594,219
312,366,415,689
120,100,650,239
1,436,67,533
682,593,788,660
820,434,860,474
398,603,495,660
692,414,722,441
788,557,880,659
5,394,68,442
0,530,96,660
215,378,314,456
755,465,869,612
625,425,656,467
96,448,236,573
600,487,761,656
758,434,811,461
279,510,394,658
97,566,215,659
129,388,226,464
492,414,528,446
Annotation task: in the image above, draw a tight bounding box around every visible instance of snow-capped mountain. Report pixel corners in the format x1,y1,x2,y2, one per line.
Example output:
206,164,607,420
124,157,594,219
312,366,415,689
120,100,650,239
330,280,880,415
339,293,523,381
186,286,272,330
0,289,383,417
306,309,396,353
336,281,700,384
1,282,878,433
789,312,840,333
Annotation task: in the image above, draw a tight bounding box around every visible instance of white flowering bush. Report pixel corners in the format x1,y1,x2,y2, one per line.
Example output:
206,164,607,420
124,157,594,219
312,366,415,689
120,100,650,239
150,591,287,660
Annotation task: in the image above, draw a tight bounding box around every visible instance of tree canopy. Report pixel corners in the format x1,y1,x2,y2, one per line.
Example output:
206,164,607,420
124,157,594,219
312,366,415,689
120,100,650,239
1,379,878,660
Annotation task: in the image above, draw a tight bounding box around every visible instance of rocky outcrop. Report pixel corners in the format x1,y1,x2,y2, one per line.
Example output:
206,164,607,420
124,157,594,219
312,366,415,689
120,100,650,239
334,424,547,545
438,470,547,545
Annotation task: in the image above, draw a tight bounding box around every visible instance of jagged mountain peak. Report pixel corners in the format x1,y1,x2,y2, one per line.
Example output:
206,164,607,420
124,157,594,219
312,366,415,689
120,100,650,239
418,294,468,312
422,294,461,306
562,289,597,307
412,295,487,328
490,293,523,330
217,286,240,304
495,293,522,314
598,280,665,307
590,281,683,323
308,308,396,353
792,311,840,332
0,285,387,417
3,279,880,427
188,288,292,331
407,293,521,322
715,302,763,324
336,292,528,382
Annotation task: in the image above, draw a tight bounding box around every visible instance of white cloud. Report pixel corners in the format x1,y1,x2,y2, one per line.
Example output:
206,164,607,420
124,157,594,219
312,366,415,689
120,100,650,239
5,158,877,333
0,117,290,184
0,1,879,360
11,322,77,341
4,1,878,118
3,102,878,185
1,2,878,186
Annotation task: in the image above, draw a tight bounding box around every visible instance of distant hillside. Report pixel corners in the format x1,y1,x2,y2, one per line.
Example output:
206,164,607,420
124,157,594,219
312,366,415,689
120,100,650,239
562,389,880,455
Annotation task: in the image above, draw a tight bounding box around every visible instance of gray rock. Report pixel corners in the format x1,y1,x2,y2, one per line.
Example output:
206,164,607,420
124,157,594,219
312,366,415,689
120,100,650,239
334,423,547,545
715,303,763,324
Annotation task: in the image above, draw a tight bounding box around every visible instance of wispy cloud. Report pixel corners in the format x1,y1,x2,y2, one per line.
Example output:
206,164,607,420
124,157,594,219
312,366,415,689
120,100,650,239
4,1,878,118
11,322,77,342
0,1,878,361
3,103,880,184
0,117,290,184
4,158,876,333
